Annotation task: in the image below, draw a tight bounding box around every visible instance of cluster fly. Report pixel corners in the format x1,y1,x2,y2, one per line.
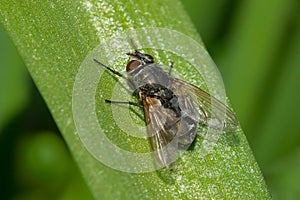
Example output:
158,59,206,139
94,44,238,168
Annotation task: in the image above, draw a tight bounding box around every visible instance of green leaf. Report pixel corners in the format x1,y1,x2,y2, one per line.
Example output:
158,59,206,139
0,0,270,199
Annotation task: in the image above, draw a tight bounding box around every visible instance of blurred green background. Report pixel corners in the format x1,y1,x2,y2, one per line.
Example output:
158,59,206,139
1,0,300,199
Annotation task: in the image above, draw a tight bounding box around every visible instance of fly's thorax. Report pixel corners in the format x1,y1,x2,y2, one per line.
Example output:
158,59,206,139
127,63,172,90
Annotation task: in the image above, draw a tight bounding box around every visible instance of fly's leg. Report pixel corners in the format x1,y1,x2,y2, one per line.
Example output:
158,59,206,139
93,58,123,77
94,58,125,79
105,100,143,108
94,58,141,108
94,58,140,107
94,58,136,90
168,61,174,75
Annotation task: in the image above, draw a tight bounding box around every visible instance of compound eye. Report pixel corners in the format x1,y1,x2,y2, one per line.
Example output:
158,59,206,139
144,54,154,63
126,60,141,72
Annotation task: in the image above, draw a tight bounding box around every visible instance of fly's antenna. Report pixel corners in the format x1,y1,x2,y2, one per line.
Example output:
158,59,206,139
129,38,138,52
127,38,145,60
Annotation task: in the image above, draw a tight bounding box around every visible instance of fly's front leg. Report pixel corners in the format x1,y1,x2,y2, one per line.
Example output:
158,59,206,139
93,58,127,80
94,58,137,92
105,100,143,108
94,58,142,108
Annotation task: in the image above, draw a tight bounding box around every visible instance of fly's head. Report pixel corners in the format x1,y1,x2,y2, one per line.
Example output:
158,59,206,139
126,50,154,72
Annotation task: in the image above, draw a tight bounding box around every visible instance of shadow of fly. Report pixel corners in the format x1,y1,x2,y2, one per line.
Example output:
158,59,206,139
94,46,238,169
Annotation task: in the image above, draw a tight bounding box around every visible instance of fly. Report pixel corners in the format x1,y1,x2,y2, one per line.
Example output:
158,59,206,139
94,47,238,168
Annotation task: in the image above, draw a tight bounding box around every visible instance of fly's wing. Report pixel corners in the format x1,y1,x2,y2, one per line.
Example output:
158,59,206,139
141,94,181,168
172,78,238,132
